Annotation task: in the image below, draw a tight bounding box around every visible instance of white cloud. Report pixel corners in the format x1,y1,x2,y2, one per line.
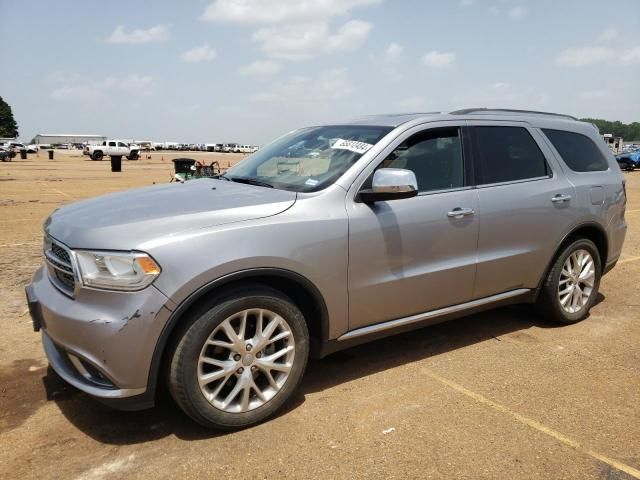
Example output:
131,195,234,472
621,46,640,65
578,90,611,100
50,74,156,101
597,28,618,42
182,44,217,63
106,25,169,45
452,82,549,109
201,0,382,24
556,45,640,67
238,60,281,77
396,96,431,111
381,42,404,63
507,6,528,19
421,50,456,68
555,47,613,67
253,20,371,60
247,68,352,107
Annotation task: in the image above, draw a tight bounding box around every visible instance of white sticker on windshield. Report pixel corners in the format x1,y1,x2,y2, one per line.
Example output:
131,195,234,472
305,178,319,186
331,138,374,155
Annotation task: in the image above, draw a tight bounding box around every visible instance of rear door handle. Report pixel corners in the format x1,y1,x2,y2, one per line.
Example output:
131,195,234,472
551,194,572,203
447,207,475,218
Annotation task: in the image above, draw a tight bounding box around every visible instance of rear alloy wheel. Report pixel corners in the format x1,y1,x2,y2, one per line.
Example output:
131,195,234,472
537,238,601,324
169,287,309,429
557,249,596,314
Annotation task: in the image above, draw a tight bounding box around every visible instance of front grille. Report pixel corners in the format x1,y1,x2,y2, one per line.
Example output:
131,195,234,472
44,236,76,296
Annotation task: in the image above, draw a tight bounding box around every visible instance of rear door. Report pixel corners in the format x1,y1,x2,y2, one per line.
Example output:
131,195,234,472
469,122,577,298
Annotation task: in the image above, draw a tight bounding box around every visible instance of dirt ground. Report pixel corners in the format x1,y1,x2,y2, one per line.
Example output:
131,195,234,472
1,151,639,479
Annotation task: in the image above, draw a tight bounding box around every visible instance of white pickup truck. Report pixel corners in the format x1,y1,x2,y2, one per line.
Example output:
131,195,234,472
84,140,140,161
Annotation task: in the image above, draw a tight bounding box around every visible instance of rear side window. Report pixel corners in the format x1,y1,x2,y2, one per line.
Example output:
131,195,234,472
542,129,609,172
474,126,548,184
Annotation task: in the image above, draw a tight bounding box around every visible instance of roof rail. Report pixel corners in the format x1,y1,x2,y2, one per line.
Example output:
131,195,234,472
450,108,578,121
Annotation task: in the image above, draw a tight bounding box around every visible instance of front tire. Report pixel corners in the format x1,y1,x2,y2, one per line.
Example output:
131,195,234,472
168,287,309,430
537,238,601,324
92,151,103,161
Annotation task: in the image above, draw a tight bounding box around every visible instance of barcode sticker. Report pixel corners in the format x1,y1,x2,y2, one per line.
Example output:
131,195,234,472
331,139,373,155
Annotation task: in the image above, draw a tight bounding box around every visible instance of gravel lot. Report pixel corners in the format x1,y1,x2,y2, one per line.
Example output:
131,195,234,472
1,151,639,479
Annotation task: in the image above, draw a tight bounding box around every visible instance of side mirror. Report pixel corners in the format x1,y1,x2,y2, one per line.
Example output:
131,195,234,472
358,168,418,202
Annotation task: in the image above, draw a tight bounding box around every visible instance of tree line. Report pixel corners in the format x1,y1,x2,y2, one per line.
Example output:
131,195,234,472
1,95,639,142
580,118,640,142
0,96,19,138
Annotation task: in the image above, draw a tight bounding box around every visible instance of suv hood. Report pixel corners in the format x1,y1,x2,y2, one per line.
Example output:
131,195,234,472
45,179,296,250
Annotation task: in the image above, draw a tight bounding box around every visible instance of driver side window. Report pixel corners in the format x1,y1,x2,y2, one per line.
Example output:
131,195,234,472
375,127,465,193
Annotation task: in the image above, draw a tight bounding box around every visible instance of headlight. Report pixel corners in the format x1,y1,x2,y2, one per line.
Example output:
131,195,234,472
75,250,161,291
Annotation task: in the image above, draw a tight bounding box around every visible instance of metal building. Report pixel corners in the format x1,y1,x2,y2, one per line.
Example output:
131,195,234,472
31,134,107,145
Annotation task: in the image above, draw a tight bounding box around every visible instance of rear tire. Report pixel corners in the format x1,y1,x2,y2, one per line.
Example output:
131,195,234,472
168,286,309,430
92,151,103,161
537,238,601,324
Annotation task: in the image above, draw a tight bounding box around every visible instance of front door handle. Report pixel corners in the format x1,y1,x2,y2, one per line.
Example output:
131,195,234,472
447,207,475,219
551,194,572,203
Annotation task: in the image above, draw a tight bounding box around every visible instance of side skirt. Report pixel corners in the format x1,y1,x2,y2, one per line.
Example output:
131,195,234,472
314,289,534,358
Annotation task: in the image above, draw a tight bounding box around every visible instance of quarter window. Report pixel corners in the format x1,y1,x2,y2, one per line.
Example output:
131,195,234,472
379,127,465,193
474,126,548,185
542,129,609,172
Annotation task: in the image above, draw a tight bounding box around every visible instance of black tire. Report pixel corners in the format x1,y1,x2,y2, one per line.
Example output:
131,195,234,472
127,152,139,160
537,237,601,324
168,286,309,430
92,150,103,161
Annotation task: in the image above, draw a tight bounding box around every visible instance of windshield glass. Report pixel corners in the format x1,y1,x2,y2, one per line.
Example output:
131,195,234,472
224,125,392,192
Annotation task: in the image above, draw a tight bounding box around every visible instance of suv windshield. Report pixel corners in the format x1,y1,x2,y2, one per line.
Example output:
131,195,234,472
224,125,392,192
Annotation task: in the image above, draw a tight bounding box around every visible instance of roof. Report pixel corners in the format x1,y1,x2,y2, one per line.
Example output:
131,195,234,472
34,134,106,138
343,108,586,129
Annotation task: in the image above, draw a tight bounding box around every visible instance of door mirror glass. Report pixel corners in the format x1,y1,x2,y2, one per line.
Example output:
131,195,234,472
359,168,418,202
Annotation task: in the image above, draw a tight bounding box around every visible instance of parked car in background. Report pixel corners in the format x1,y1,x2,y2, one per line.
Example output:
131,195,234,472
238,145,255,153
27,109,627,430
0,147,11,161
26,144,39,153
84,140,140,161
5,142,27,152
616,149,640,171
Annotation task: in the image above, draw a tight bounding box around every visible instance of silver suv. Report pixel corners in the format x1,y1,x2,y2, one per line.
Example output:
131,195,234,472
26,109,627,429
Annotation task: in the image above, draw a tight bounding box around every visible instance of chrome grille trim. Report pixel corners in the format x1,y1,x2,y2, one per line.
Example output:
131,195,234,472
44,236,77,297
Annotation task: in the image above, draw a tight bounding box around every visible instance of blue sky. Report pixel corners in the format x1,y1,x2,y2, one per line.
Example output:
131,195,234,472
1,0,639,144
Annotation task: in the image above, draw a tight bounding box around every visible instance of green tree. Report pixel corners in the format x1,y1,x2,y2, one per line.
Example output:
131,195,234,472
0,96,19,138
581,117,640,141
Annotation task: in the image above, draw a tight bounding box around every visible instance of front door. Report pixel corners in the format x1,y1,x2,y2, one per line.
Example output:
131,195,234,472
346,125,479,330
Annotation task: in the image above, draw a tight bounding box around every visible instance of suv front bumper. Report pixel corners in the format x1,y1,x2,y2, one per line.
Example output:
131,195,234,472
26,266,173,407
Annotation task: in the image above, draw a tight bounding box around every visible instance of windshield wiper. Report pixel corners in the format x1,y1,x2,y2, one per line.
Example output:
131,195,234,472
228,176,274,188
211,173,231,181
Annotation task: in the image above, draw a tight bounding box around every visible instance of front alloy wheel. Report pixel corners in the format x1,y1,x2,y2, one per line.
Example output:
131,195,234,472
169,286,309,430
197,308,295,413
